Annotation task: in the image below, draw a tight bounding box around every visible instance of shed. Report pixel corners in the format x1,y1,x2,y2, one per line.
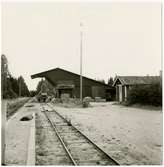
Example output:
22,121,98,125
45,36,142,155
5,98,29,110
113,76,161,102
31,68,115,100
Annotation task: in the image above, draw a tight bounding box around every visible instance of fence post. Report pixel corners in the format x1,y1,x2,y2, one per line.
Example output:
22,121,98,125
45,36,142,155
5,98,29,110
1,100,7,165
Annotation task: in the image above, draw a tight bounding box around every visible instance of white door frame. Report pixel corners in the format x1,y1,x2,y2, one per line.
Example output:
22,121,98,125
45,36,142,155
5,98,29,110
118,84,122,102
124,86,127,101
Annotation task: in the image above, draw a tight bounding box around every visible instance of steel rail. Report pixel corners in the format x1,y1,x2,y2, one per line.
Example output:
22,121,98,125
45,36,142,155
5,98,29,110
47,103,120,166
41,104,77,166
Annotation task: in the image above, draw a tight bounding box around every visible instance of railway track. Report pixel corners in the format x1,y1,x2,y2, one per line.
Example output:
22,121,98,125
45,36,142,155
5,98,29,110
40,103,120,166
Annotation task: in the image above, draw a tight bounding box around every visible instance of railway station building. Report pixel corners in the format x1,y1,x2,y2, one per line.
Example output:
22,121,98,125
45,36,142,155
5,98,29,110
31,68,115,100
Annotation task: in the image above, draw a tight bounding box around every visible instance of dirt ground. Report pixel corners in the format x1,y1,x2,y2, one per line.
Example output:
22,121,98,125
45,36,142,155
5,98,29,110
5,100,162,165
51,102,162,165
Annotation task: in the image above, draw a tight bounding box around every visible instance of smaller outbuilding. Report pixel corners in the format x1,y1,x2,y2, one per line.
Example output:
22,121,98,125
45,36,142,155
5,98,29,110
113,76,161,102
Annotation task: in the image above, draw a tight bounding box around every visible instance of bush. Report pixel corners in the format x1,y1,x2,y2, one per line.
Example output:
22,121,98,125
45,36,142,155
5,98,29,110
127,81,162,106
82,97,92,108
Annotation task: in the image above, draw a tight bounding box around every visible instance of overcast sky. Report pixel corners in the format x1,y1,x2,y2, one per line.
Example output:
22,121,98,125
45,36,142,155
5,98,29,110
2,1,161,90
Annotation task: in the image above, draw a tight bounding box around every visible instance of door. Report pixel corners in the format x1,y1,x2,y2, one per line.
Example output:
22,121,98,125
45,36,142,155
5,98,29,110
59,89,73,98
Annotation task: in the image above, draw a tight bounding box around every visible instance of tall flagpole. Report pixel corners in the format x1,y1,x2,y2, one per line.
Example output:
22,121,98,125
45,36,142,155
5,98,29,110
80,22,83,102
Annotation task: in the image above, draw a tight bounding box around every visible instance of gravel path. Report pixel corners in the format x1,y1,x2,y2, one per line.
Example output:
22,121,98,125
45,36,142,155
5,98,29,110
52,102,162,165
35,109,73,165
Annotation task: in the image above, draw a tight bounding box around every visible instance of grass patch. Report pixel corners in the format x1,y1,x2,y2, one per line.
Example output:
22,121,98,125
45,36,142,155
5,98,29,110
35,114,47,165
7,98,30,119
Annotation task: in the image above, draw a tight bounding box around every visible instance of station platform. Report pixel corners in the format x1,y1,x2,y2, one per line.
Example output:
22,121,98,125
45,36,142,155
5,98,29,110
5,100,39,165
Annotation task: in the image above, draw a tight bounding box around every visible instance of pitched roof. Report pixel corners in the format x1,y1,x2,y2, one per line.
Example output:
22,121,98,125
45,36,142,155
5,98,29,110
113,76,161,86
31,67,112,87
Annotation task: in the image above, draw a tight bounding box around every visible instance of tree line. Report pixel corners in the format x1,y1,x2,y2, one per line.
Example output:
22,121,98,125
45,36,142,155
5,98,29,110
36,79,56,96
96,77,114,86
1,54,30,99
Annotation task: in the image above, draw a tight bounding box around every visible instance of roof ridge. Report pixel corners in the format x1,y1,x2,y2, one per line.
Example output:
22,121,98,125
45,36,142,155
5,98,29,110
118,75,159,77
113,75,160,86
31,67,112,87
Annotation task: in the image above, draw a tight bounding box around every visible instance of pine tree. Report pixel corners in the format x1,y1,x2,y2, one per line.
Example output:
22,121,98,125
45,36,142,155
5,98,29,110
1,54,30,98
108,77,114,86
36,79,56,96
18,76,30,97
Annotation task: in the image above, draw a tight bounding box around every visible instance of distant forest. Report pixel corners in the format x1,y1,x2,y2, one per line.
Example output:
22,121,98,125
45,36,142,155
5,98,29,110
96,77,114,86
1,54,30,99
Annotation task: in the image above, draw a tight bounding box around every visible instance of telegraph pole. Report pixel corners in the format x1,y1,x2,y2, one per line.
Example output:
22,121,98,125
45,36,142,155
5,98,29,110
161,3,163,75
80,22,83,102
